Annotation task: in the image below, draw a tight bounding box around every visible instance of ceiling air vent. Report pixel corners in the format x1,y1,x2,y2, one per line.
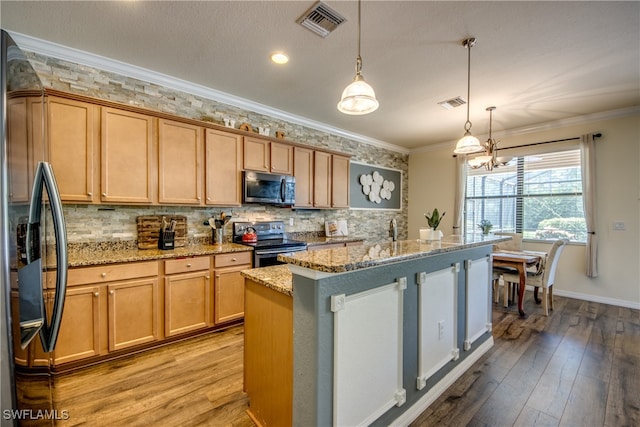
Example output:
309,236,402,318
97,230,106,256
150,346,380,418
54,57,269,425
438,97,466,110
297,1,346,38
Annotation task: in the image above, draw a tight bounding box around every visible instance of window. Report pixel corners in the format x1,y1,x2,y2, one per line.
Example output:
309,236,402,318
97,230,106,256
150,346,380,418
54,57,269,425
464,148,586,242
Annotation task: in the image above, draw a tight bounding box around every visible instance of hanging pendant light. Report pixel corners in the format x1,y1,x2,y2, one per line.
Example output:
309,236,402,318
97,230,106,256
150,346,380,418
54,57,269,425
454,37,483,154
337,0,379,115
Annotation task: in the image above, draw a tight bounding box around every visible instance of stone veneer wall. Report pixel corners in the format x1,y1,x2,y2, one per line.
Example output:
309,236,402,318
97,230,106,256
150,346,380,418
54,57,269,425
25,52,409,245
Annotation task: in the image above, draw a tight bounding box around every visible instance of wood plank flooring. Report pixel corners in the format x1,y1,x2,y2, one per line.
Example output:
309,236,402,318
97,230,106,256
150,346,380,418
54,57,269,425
50,295,639,427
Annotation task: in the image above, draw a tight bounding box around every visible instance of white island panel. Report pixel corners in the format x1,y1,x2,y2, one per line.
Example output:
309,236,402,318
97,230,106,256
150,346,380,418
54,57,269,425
332,279,406,426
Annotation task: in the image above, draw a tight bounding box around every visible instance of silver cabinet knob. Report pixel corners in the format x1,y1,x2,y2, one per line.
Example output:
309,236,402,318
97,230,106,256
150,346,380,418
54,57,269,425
109,290,114,295
88,192,93,196
94,292,99,297
232,258,237,262
186,263,192,268
102,192,107,197
101,272,107,278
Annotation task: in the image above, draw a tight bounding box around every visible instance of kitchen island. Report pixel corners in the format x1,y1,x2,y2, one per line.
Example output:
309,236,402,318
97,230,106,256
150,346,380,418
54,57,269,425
242,234,507,427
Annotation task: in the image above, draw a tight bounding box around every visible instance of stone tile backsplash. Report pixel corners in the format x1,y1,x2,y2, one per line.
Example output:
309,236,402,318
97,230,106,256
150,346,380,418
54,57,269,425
26,51,409,245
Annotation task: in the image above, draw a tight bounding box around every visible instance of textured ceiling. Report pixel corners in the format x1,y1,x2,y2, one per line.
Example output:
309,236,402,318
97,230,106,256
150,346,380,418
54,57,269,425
2,1,639,150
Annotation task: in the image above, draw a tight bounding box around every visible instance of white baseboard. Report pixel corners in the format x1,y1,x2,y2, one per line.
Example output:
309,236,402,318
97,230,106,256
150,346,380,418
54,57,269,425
552,288,640,310
390,337,494,427
496,284,640,310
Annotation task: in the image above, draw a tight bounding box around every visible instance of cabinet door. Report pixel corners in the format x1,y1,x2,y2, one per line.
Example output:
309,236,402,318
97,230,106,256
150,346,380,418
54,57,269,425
214,267,247,324
205,129,243,206
331,154,350,208
158,119,203,204
107,278,159,351
164,271,212,337
294,146,314,207
243,137,270,172
101,107,155,203
270,142,293,175
52,286,101,365
48,97,98,202
313,151,331,208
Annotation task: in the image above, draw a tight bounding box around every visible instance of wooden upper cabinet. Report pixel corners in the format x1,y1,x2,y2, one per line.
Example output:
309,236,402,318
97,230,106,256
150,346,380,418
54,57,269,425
294,146,314,208
158,119,203,205
331,154,350,208
313,151,332,208
47,96,99,202
243,137,270,172
101,107,155,204
270,142,294,175
205,129,243,206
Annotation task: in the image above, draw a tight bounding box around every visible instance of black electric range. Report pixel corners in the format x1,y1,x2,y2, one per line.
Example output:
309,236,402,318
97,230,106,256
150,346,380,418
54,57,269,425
233,221,307,267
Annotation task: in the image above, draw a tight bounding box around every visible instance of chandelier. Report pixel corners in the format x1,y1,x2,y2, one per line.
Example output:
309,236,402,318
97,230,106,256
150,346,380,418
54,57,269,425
467,106,513,171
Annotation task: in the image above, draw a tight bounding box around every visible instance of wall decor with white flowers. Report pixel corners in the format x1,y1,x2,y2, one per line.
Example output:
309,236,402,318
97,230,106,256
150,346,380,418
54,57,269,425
349,161,403,210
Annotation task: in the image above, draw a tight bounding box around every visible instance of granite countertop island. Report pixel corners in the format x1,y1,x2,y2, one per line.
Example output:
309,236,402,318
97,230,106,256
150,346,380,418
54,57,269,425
278,234,508,274
243,233,509,427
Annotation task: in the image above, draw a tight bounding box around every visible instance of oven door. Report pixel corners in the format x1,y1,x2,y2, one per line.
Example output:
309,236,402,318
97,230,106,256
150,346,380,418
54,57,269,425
254,246,306,268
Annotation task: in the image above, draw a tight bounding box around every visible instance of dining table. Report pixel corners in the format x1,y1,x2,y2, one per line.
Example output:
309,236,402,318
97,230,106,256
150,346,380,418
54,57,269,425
492,250,545,317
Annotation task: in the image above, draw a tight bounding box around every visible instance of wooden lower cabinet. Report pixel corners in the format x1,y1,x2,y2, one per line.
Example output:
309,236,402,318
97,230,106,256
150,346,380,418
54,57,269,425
164,257,212,337
107,278,160,351
244,279,293,427
213,252,252,324
50,261,160,365
41,252,253,368
52,285,101,365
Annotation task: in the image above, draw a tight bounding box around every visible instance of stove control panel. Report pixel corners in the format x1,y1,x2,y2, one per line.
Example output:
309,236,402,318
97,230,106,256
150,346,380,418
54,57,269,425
233,221,286,240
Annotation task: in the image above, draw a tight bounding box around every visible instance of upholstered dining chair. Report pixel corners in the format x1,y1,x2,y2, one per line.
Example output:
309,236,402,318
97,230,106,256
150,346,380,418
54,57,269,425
491,233,523,305
499,239,569,316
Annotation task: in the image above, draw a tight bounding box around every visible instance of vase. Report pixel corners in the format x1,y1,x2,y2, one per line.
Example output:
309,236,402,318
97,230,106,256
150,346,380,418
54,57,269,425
420,228,442,241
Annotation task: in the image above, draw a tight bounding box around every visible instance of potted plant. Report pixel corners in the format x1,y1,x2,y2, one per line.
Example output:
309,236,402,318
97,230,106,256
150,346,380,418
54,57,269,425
421,209,446,241
478,219,493,235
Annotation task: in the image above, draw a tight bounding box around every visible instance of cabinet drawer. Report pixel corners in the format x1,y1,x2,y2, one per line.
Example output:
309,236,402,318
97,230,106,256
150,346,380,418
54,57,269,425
66,261,159,287
214,251,252,268
164,256,210,275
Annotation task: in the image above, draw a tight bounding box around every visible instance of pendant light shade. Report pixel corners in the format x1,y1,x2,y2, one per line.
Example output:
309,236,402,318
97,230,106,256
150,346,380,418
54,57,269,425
454,37,483,154
338,0,379,115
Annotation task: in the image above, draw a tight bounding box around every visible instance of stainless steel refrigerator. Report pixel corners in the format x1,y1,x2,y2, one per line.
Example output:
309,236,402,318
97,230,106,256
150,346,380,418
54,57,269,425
1,30,68,426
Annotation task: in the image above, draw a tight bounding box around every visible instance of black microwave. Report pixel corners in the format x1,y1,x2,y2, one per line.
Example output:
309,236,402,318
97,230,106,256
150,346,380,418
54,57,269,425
243,171,295,206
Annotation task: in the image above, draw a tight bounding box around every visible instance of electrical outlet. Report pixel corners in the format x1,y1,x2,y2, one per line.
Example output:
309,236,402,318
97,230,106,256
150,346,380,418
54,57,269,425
613,221,625,230
438,320,445,339
289,218,294,226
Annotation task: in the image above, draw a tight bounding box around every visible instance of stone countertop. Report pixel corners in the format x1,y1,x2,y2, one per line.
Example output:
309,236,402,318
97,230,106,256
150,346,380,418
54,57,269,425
278,234,509,274
66,242,252,267
303,236,364,247
241,264,293,297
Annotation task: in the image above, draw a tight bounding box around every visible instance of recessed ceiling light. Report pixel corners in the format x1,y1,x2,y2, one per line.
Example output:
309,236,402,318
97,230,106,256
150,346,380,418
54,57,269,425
270,52,289,65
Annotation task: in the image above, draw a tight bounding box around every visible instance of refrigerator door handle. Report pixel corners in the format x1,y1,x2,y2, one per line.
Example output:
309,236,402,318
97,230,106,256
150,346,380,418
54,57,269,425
26,162,68,352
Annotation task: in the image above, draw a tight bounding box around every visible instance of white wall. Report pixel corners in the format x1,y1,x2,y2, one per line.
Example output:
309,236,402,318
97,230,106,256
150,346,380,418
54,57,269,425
409,113,640,308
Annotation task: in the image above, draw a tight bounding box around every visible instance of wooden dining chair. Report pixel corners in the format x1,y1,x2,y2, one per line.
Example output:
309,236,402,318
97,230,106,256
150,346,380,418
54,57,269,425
492,233,523,305
499,239,569,316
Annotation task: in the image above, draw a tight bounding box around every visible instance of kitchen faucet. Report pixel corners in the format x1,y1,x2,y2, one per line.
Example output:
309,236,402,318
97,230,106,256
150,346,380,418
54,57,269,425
389,218,398,241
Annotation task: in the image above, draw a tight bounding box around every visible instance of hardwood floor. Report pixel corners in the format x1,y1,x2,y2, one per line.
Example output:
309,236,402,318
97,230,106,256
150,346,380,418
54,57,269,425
50,295,639,427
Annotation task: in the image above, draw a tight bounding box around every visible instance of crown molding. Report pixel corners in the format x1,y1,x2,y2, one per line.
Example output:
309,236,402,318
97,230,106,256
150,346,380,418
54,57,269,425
8,31,410,155
410,105,640,154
